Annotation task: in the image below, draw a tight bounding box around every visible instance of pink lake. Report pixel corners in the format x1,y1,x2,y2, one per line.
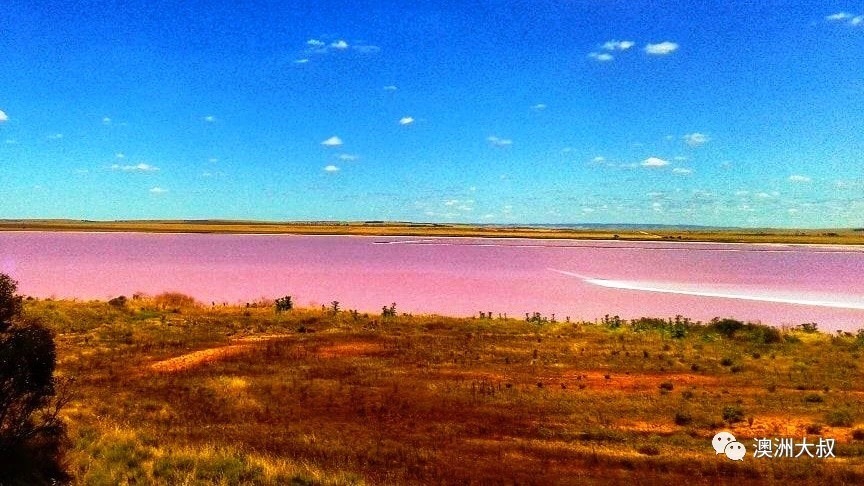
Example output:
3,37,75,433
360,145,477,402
2,231,863,330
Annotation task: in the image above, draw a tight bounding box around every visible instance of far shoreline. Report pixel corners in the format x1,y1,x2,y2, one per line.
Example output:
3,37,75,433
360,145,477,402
2,219,864,246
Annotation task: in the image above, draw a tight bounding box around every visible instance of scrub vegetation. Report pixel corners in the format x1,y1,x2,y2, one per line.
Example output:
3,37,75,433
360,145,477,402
9,290,864,484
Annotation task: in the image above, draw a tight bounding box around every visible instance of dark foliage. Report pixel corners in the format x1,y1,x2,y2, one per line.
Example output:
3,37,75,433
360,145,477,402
275,295,294,313
0,274,70,484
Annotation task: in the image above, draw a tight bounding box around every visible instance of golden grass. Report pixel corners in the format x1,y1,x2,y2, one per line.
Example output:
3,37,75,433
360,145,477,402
26,297,864,484
3,219,864,245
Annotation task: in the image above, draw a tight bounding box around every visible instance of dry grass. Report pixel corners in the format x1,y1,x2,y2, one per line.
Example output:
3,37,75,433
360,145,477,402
24,297,864,484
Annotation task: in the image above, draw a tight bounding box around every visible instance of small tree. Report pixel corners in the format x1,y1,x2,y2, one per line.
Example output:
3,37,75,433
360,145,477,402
0,274,70,483
274,295,293,313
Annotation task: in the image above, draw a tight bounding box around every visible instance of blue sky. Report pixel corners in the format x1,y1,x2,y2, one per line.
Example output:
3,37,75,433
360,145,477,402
1,1,862,227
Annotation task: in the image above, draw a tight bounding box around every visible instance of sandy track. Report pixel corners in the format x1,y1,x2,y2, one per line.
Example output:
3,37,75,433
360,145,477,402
149,335,285,373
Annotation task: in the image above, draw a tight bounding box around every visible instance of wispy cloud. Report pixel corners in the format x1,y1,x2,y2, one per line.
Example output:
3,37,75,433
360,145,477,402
353,44,381,54
641,156,669,167
672,167,693,174
47,133,64,140
203,115,217,123
324,165,340,172
321,136,343,147
588,52,614,62
0,110,7,122
383,85,398,91
338,153,359,161
532,103,547,111
826,12,863,26
602,40,635,51
304,38,378,57
102,116,112,125
111,163,159,172
115,152,125,159
683,132,710,147
149,187,168,194
789,175,811,183
487,136,513,147
399,116,415,125
294,58,309,64
644,41,679,55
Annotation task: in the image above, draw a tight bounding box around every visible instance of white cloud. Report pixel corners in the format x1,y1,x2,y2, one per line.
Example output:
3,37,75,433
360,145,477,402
383,85,398,91
294,59,309,64
602,40,635,51
203,115,217,122
307,39,325,47
672,167,693,174
852,16,864,26
588,52,614,62
115,152,125,159
641,156,670,167
0,110,7,122
338,153,359,161
789,175,811,183
644,41,679,55
47,133,64,140
208,157,219,163
321,136,343,147
532,103,547,110
324,165,340,172
592,156,606,163
149,187,168,194
111,163,159,172
826,12,853,21
399,116,415,125
331,40,349,49
102,116,112,125
683,132,710,147
487,136,513,147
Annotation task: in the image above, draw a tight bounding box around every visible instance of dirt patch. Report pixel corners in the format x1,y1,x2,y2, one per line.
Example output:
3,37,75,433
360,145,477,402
563,371,720,391
316,341,384,359
149,335,286,373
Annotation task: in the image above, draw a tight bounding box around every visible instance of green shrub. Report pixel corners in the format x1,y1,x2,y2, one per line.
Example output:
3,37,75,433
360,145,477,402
674,411,693,426
825,408,854,427
636,444,661,456
722,405,745,424
803,393,824,404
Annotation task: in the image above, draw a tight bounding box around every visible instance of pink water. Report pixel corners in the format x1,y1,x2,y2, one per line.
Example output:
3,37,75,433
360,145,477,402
2,232,863,330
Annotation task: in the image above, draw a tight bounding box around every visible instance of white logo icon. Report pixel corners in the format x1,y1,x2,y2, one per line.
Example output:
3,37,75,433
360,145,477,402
713,431,746,460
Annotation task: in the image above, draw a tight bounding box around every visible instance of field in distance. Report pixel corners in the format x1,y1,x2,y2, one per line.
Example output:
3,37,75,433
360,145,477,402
37,295,864,484
2,219,864,245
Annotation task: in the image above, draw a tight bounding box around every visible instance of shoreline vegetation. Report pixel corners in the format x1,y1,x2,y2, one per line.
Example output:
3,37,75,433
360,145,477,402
25,293,864,483
2,219,864,245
